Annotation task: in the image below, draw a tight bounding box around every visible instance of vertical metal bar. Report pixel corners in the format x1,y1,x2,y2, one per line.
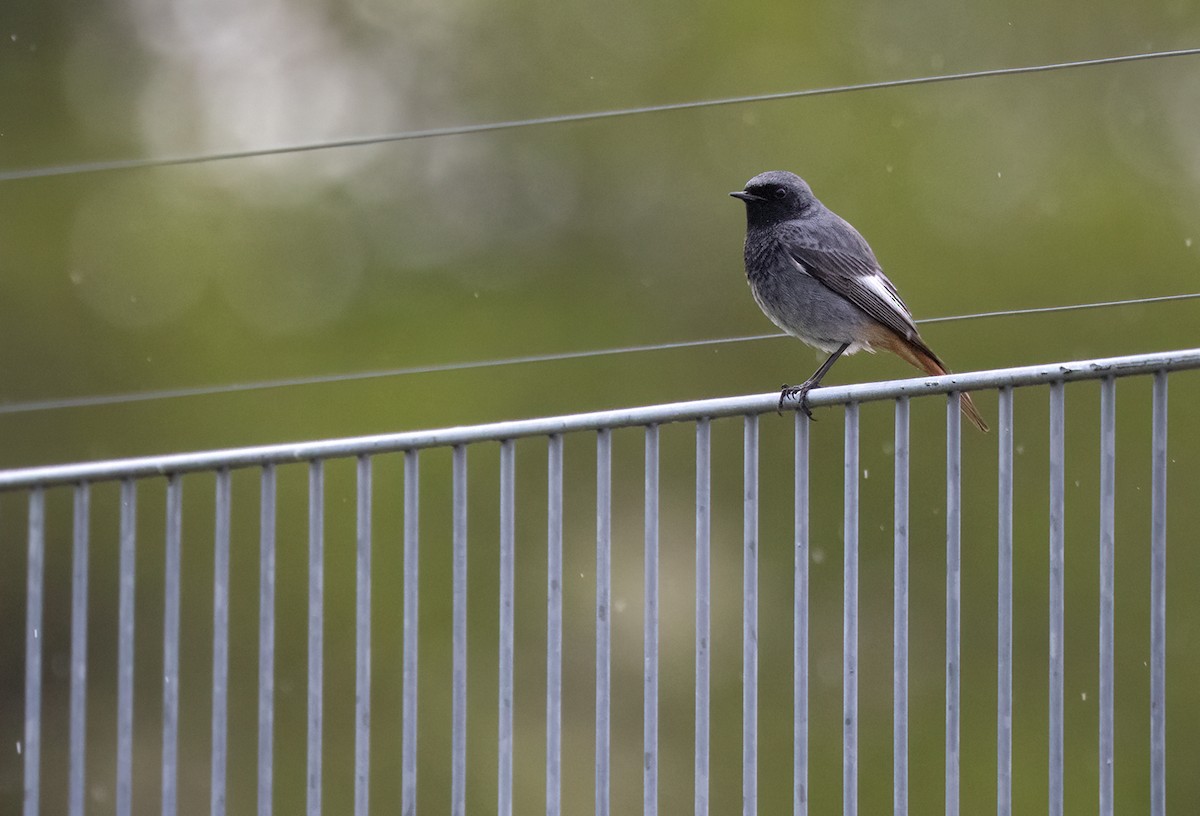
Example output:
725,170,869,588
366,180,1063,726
258,466,277,816
946,394,961,816
452,446,467,816
23,488,45,816
69,483,91,816
894,399,910,816
355,455,373,816
844,403,859,816
596,428,613,816
212,469,232,816
1048,382,1065,816
695,418,712,816
499,440,516,816
744,415,759,816
308,461,325,816
794,413,809,816
1098,378,1116,816
1150,372,1168,816
997,389,1014,816
404,450,420,816
163,474,183,816
547,435,564,816
644,425,660,816
116,479,137,816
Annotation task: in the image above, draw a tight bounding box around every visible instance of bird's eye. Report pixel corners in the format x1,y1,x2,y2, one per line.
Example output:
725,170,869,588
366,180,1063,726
773,188,788,200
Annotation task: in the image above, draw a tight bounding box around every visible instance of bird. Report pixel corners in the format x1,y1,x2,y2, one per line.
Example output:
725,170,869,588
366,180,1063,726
730,170,988,432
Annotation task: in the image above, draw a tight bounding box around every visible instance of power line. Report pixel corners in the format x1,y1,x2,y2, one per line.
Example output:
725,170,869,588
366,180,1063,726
920,292,1200,323
1,291,1195,416
3,47,1199,183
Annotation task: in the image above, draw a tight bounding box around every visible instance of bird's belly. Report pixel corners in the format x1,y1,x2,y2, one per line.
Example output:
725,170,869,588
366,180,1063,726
749,270,875,354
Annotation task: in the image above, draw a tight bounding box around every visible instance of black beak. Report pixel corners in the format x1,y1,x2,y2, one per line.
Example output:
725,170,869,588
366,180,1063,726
729,191,763,202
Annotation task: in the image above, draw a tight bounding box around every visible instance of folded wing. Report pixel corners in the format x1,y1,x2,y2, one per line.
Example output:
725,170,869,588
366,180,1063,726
783,243,920,343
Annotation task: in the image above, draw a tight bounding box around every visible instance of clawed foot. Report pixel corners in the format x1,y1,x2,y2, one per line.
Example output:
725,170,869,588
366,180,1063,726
778,381,818,419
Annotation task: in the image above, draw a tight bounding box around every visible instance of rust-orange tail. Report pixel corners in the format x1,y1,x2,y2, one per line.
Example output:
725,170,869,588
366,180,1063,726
879,333,989,433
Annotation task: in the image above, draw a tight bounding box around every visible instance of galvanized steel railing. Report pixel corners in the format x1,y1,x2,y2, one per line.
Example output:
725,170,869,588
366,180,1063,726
8,347,1195,816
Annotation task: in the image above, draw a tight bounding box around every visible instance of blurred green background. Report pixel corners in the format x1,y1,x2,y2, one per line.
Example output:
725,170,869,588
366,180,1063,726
2,0,1200,813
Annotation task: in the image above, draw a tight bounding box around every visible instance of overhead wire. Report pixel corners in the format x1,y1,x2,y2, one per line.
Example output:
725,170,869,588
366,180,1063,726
3,46,1198,414
1,292,1196,416
2,47,1200,182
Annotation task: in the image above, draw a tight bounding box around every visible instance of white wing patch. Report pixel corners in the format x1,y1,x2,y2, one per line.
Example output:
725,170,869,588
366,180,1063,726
860,273,909,318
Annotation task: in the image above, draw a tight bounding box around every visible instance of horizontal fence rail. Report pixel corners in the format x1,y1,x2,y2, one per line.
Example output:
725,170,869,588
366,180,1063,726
6,348,1194,816
0,348,1196,490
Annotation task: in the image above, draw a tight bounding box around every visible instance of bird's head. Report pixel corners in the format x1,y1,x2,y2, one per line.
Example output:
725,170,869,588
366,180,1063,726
729,170,817,225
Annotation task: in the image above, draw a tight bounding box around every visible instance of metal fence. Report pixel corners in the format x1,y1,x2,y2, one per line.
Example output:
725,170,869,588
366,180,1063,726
6,348,1195,816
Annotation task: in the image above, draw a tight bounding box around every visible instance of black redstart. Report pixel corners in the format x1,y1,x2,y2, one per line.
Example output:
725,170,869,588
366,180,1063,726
730,170,988,432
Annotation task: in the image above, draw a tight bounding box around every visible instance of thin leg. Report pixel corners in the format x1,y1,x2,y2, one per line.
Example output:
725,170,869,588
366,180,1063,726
780,343,850,416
